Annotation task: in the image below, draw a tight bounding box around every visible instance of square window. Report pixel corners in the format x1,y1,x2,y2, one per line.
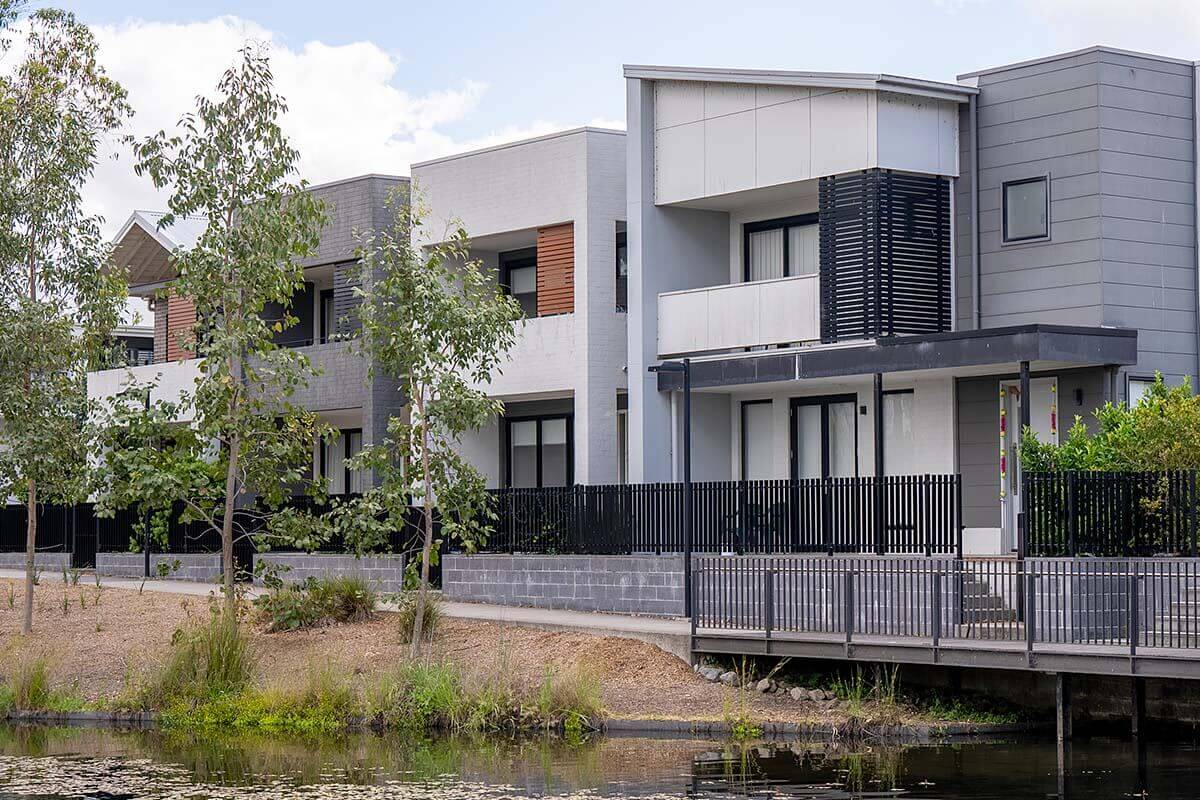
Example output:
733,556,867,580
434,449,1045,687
1003,176,1049,243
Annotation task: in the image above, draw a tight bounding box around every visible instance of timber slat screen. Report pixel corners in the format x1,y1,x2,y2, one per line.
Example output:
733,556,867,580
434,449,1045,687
694,555,1200,653
485,475,961,556
1025,470,1199,557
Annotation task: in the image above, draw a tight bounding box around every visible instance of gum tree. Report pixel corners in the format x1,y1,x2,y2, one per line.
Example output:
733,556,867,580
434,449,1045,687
0,8,130,633
344,194,522,655
130,45,328,614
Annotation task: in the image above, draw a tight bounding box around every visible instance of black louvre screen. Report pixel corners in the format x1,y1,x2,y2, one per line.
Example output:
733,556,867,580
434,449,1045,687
332,261,362,339
819,170,950,342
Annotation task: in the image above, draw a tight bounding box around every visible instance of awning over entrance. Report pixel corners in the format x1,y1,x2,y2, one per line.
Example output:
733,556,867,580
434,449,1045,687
655,324,1138,391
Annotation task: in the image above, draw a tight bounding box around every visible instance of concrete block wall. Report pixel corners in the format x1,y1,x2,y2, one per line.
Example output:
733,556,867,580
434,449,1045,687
443,554,685,616
253,553,407,594
95,552,222,583
0,552,70,571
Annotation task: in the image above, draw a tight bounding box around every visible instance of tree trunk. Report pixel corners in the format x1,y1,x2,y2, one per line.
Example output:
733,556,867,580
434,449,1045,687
221,430,240,618
22,478,36,634
409,400,434,658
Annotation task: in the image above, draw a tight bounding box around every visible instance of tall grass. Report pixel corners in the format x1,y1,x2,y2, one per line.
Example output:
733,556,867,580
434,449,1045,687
395,591,441,644
0,656,85,713
255,575,378,632
126,612,254,710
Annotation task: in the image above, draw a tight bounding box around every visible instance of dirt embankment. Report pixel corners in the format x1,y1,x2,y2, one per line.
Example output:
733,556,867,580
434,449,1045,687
0,577,897,726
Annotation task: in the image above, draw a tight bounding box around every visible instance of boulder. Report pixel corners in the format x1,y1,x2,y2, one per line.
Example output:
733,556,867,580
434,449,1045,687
755,678,772,693
789,687,806,701
719,671,740,687
809,689,826,702
700,667,722,682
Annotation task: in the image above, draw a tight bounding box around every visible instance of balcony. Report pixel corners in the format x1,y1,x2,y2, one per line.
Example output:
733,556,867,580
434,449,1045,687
87,359,203,422
657,274,819,357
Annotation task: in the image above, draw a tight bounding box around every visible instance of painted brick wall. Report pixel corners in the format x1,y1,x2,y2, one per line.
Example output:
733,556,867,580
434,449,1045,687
443,554,685,616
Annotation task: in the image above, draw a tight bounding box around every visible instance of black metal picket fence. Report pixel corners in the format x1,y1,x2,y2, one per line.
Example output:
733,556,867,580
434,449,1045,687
485,475,963,556
1,495,427,572
1025,470,1200,557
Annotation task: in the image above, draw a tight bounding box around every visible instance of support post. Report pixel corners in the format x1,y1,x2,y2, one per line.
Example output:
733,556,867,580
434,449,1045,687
873,372,885,555
1131,676,1146,739
932,569,943,653
682,358,692,618
1018,360,1030,560
1056,673,1073,743
763,568,774,641
1129,566,1139,657
844,569,855,655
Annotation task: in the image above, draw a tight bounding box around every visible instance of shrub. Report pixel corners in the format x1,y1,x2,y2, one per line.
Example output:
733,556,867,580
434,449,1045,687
255,574,377,632
395,590,441,644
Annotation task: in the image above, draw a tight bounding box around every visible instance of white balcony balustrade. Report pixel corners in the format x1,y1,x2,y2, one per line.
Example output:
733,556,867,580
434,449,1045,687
657,274,820,357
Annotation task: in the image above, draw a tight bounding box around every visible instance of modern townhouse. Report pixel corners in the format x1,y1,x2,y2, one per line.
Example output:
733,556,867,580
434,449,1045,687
90,173,410,496
624,46,1195,558
411,127,628,488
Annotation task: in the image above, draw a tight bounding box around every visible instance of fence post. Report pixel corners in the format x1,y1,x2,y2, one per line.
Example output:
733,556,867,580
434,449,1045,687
933,569,942,651
844,569,855,653
1190,471,1198,558
1066,471,1078,557
1128,564,1139,658
823,480,834,556
1025,571,1036,666
956,476,964,561
763,566,774,641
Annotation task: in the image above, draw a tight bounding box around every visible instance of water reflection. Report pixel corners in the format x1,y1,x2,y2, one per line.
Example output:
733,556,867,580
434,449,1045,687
0,725,1197,798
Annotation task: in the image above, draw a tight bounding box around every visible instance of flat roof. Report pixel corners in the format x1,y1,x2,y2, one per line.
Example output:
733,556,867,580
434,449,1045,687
958,45,1196,80
411,126,625,170
622,64,977,103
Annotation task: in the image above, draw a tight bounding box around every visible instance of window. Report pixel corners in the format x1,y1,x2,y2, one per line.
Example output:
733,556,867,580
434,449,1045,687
319,289,335,343
321,428,364,494
615,223,628,312
790,395,858,480
506,415,572,487
500,248,538,317
882,390,915,475
741,400,774,480
1128,377,1154,408
743,214,819,282
617,409,629,485
1002,176,1050,243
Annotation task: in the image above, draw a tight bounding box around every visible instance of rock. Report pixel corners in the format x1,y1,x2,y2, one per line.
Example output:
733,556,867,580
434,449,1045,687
790,687,806,701
755,678,772,693
807,689,824,702
700,667,722,682
719,671,740,687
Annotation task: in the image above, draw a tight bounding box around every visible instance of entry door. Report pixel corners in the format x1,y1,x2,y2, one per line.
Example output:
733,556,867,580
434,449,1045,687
1000,378,1058,552
789,395,859,479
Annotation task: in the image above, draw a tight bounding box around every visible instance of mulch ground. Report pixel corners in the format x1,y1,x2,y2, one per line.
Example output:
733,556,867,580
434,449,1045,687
0,577,867,725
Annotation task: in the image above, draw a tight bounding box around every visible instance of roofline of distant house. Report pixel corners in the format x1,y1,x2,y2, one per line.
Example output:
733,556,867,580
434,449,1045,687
622,64,977,103
958,44,1196,80
411,126,626,170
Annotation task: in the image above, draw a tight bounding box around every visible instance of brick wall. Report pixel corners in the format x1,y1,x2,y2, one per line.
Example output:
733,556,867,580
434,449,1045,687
443,554,685,616
95,552,222,583
253,553,407,593
0,552,70,570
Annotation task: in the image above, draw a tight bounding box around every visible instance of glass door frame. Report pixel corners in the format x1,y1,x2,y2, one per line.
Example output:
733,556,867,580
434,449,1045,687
788,393,860,480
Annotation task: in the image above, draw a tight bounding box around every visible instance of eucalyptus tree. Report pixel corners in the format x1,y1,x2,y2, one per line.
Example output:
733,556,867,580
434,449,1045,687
0,8,131,633
345,195,523,655
131,45,328,613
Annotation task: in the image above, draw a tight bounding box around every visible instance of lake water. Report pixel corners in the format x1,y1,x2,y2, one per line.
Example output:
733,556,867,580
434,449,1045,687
0,725,1198,798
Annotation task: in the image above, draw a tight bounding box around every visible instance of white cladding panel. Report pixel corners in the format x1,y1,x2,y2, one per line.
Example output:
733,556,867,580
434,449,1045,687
657,274,820,356
654,81,960,205
473,313,579,398
87,359,203,423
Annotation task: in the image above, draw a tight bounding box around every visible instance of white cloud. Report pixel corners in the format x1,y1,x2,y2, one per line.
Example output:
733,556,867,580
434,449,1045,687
1023,0,1200,60
66,15,623,236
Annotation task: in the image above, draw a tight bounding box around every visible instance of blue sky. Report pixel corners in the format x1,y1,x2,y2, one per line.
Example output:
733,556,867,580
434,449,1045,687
19,0,1197,234
56,1,1199,145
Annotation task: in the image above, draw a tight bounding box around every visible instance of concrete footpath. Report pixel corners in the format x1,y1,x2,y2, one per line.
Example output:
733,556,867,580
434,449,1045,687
0,568,693,662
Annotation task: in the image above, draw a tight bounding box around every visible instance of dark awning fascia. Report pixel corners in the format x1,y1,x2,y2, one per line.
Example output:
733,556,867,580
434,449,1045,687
655,324,1138,391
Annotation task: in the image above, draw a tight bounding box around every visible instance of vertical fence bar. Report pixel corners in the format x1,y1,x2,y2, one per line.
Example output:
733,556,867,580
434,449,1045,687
763,567,774,640
1129,564,1139,657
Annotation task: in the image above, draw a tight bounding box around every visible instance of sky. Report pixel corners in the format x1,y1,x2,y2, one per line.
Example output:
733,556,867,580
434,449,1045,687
13,0,1200,236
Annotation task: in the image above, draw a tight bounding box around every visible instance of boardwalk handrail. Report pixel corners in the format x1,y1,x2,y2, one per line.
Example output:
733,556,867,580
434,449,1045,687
693,555,1200,655
486,475,962,556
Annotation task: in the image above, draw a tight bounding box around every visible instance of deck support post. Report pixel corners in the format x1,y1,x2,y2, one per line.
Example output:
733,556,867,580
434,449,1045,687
1131,676,1146,738
873,372,885,555
1056,672,1073,743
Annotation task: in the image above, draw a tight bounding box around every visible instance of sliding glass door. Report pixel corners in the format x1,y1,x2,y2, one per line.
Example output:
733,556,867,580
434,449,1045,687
789,395,858,480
